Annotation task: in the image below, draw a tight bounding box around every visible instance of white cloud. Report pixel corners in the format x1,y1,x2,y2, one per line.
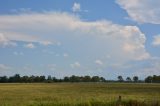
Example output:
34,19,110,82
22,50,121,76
39,41,54,46
42,49,54,55
72,3,81,12
116,0,160,24
0,12,150,64
63,53,69,58
137,67,160,77
23,65,34,72
19,52,24,55
0,33,17,47
70,62,81,68
0,64,11,70
55,54,60,57
12,8,32,13
13,51,24,56
13,51,18,55
134,58,160,77
24,43,36,49
95,60,103,65
152,35,160,46
48,64,56,71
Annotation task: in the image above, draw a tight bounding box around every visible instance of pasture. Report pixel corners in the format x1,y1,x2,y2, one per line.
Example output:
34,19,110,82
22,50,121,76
0,83,159,106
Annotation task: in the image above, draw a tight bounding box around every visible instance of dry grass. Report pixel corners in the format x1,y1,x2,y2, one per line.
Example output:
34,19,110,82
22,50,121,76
0,83,159,106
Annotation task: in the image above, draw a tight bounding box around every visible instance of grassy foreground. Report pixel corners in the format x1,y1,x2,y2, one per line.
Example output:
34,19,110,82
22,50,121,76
0,83,159,106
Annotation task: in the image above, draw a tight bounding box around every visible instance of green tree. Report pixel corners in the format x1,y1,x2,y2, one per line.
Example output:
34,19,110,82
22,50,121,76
39,76,45,82
100,77,106,82
47,75,52,83
117,76,123,82
0,76,8,83
21,76,29,83
152,75,160,83
13,74,21,82
91,76,100,82
64,76,70,82
126,77,132,82
133,76,139,82
83,76,91,82
145,76,152,83
70,75,80,82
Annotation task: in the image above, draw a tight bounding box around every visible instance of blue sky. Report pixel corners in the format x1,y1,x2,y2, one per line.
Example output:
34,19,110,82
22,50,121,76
0,0,160,79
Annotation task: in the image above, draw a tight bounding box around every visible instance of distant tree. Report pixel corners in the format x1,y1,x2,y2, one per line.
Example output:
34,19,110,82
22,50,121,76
145,75,160,83
0,76,8,83
133,76,139,82
52,77,58,82
29,75,35,82
145,76,152,83
21,76,29,83
64,76,70,82
152,75,160,83
8,76,14,82
100,77,106,82
117,76,123,82
79,76,83,82
39,76,45,82
91,76,100,82
70,75,80,82
34,76,40,82
83,76,91,82
47,75,52,83
13,74,21,82
126,77,132,82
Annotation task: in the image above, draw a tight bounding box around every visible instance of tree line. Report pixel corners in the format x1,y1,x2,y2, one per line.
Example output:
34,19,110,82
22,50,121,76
0,74,159,83
0,74,106,83
145,75,160,83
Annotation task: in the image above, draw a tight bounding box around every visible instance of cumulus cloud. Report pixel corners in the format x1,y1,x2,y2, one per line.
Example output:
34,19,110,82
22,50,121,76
42,49,54,55
116,0,160,24
70,62,81,68
39,41,54,46
0,64,11,70
133,58,160,77
0,12,150,64
11,8,32,13
24,43,36,49
48,64,56,71
152,35,160,46
0,33,17,47
95,60,103,65
72,2,81,12
63,53,69,58
137,67,160,77
13,51,24,56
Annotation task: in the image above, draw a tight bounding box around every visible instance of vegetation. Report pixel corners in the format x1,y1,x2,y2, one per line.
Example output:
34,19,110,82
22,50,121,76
117,76,124,82
0,74,160,83
0,83,159,106
0,74,160,105
145,75,160,83
0,74,106,83
133,76,139,82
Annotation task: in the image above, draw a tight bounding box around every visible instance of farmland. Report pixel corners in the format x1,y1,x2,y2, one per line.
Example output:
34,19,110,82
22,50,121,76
0,83,159,106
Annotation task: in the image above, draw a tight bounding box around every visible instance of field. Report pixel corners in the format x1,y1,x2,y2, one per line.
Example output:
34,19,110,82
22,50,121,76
0,83,159,106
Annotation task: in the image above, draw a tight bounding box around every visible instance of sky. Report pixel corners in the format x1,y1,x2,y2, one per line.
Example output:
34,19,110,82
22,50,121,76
0,0,160,79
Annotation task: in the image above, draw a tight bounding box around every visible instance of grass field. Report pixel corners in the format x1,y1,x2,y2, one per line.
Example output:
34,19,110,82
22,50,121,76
0,83,159,106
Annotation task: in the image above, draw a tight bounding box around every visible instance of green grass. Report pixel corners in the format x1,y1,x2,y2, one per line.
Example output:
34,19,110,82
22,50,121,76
0,83,159,106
